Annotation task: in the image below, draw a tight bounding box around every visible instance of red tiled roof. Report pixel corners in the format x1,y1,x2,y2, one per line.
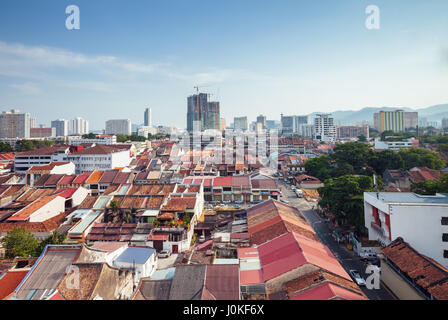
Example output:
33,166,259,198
57,175,76,185
240,269,263,285
148,234,169,241
258,232,350,282
98,170,119,184
0,270,29,300
290,283,367,300
70,144,127,155
7,195,61,222
204,265,240,300
72,172,92,184
382,237,448,300
213,176,233,187
44,174,66,186
28,162,71,172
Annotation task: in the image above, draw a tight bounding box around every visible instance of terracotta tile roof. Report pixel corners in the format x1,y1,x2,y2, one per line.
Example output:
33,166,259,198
28,162,71,172
290,283,367,300
86,171,104,184
382,237,448,300
204,265,240,300
78,196,99,209
112,172,131,185
247,199,317,245
44,174,65,186
161,197,196,212
70,144,127,155
284,270,362,297
7,195,60,222
0,270,29,300
98,170,119,184
251,179,278,189
16,145,69,156
57,175,76,186
72,171,92,184
213,176,233,187
258,232,351,282
0,211,68,232
33,174,51,187
232,176,251,188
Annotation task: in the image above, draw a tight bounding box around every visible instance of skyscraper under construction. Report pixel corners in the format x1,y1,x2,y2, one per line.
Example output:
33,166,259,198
187,93,220,132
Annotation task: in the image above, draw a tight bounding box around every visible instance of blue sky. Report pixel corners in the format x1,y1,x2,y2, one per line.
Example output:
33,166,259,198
0,0,447,130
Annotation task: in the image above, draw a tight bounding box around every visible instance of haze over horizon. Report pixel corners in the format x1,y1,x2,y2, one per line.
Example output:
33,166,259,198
1,0,447,130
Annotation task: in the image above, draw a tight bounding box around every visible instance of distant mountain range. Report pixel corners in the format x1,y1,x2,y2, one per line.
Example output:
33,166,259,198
308,104,448,125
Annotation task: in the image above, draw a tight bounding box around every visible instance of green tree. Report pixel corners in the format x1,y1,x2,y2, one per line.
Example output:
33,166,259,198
331,142,372,172
35,231,66,256
1,228,39,259
411,173,448,195
318,175,382,232
82,133,97,139
368,150,404,176
17,140,35,151
357,135,367,142
116,134,128,143
0,142,13,152
398,148,445,170
304,155,332,181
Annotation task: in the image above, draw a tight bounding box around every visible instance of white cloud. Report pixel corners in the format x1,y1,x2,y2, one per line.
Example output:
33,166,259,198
9,82,42,95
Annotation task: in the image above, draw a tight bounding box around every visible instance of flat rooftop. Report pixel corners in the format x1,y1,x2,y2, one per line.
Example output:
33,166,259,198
365,192,448,205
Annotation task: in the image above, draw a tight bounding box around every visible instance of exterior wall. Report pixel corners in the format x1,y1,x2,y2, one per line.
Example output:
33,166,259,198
112,253,157,285
68,150,130,173
91,265,134,300
26,196,66,222
71,187,89,207
14,150,69,173
364,193,448,267
379,257,424,300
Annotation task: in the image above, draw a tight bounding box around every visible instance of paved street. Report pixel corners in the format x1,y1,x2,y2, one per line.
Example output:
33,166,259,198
278,179,395,300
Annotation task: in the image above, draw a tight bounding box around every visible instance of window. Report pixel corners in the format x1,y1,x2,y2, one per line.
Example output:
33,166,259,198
444,250,448,259
443,234,448,242
442,217,448,226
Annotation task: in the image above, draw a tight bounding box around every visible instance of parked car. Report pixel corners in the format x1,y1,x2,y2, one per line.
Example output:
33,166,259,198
199,235,206,243
158,250,171,258
234,200,244,204
349,270,366,286
291,185,297,190
296,189,303,198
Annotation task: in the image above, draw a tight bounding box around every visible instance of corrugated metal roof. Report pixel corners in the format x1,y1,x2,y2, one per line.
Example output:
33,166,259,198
115,247,156,265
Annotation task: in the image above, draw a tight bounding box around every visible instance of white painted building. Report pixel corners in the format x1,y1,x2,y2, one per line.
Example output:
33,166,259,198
7,195,66,223
364,192,448,267
374,138,419,151
70,117,89,135
26,162,75,186
66,145,131,174
112,246,158,285
314,114,336,142
14,146,71,173
105,119,132,136
68,135,117,146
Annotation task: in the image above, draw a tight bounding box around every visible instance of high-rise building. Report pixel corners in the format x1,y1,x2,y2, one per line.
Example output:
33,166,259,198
105,119,132,136
0,109,30,138
187,93,220,132
51,119,69,137
373,110,404,133
314,114,336,142
234,116,248,131
266,120,281,130
29,118,36,129
219,118,226,131
280,115,308,135
144,107,152,127
256,115,267,129
404,112,419,130
70,117,89,135
442,118,448,130
336,126,369,139
30,127,56,138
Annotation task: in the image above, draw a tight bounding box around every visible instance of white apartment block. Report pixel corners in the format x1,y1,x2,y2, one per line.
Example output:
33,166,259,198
70,117,89,135
364,192,448,267
14,146,71,173
68,135,117,145
66,145,131,173
0,109,30,139
374,138,419,151
314,114,336,142
105,119,132,136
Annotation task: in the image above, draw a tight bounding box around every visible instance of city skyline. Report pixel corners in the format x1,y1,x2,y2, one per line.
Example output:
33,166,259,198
0,0,448,130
